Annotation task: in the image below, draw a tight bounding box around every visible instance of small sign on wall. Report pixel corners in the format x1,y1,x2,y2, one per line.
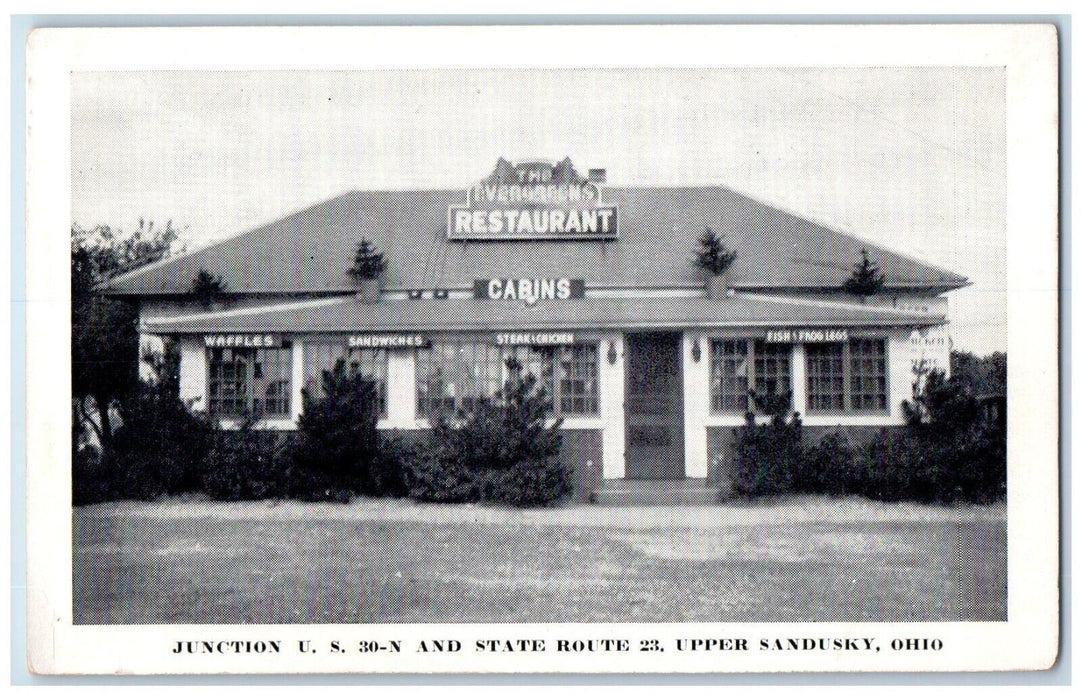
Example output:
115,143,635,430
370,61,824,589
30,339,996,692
348,334,430,349
475,278,585,301
765,329,850,343
203,334,281,348
494,332,576,346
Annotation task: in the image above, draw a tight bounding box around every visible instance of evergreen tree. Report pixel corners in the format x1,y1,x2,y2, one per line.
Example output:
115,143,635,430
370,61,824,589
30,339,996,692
190,268,227,308
843,248,885,296
291,359,383,500
695,227,738,276
348,238,386,280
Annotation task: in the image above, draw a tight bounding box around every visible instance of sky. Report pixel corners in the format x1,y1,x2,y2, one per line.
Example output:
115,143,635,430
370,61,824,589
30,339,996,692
71,67,1006,354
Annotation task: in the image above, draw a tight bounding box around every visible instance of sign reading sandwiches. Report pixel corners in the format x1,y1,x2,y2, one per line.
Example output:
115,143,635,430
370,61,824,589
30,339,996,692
449,158,618,241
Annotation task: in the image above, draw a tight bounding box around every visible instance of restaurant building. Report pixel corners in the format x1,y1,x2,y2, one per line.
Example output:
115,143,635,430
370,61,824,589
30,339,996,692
106,159,966,500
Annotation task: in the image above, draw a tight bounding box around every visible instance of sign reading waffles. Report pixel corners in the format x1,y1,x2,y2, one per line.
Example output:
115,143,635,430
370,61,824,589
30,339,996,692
448,158,618,241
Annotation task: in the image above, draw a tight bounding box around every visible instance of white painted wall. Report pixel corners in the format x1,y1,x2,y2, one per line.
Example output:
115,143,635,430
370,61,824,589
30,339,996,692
598,332,626,479
682,331,709,479
178,337,207,411
385,348,418,429
138,332,165,383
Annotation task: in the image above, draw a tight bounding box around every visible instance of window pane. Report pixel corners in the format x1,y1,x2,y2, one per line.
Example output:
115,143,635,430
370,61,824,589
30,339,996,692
416,339,597,418
850,338,887,411
710,339,749,412
753,341,792,409
806,343,845,411
558,344,599,415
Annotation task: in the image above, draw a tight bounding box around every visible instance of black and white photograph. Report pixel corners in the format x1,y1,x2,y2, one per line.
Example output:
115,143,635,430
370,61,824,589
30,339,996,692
24,24,1058,674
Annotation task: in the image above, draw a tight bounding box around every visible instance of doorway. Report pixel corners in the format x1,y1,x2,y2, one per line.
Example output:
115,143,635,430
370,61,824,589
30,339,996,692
624,332,685,479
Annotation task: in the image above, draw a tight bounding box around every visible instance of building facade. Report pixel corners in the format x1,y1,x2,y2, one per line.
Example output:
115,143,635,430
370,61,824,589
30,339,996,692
106,159,966,498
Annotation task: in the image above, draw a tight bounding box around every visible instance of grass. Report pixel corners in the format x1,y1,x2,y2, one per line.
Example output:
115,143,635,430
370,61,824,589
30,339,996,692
73,496,1006,624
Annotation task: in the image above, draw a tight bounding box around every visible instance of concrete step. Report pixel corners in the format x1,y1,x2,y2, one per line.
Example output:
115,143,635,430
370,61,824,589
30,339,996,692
593,479,721,506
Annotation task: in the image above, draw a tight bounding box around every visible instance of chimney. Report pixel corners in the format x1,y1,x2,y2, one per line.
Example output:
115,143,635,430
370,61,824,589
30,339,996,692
588,168,607,184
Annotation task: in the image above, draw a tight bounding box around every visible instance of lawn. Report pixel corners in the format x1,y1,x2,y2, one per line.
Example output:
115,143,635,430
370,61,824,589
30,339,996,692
73,496,1006,624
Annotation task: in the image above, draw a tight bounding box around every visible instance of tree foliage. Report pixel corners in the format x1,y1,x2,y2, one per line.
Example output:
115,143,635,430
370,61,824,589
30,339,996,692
190,268,227,308
348,238,386,280
407,357,570,506
694,227,738,276
842,248,885,296
950,350,1007,396
733,390,803,497
71,220,181,451
289,359,389,500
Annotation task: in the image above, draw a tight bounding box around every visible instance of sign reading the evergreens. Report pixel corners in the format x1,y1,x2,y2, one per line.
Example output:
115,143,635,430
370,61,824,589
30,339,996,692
449,158,618,241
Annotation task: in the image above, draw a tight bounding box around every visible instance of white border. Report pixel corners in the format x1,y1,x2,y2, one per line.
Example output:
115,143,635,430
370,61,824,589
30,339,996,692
25,24,1059,674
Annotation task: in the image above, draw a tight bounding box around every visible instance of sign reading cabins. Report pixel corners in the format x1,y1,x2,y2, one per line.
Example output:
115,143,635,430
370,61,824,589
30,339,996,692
449,158,618,241
474,278,585,301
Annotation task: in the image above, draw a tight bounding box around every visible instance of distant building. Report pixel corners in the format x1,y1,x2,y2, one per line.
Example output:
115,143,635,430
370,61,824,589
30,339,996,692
106,159,968,500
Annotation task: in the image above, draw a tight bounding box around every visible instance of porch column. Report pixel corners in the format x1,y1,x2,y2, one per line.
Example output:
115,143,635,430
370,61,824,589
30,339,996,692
386,349,418,428
791,343,808,417
599,331,626,479
138,332,165,383
290,339,305,424
178,338,207,412
683,330,709,478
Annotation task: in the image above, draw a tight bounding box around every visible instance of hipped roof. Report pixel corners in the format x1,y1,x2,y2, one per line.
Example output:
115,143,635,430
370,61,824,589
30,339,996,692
142,294,944,335
107,186,968,296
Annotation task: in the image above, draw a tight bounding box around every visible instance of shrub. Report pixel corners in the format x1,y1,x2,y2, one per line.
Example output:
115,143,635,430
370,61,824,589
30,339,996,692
288,358,402,501
100,377,214,501
201,423,291,501
488,457,572,508
799,431,858,495
733,390,802,498
406,357,571,506
842,248,885,297
189,268,227,308
348,238,386,280
72,444,110,506
405,421,482,503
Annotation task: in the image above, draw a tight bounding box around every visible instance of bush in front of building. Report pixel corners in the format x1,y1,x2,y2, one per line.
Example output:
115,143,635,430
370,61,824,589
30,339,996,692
732,391,803,498
406,358,571,507
798,431,860,495
201,422,292,501
88,372,215,503
792,370,1006,504
288,359,389,501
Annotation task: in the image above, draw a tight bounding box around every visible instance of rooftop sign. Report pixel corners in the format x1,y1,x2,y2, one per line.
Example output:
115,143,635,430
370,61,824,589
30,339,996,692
448,158,618,241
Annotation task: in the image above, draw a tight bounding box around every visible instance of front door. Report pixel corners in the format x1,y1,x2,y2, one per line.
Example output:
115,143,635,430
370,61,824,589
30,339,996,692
625,332,685,479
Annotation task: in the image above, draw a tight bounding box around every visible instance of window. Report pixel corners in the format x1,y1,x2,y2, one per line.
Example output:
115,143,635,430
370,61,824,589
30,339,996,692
710,340,749,412
416,340,599,419
806,344,845,411
207,346,292,417
806,338,888,413
709,339,792,413
849,339,888,411
302,343,388,418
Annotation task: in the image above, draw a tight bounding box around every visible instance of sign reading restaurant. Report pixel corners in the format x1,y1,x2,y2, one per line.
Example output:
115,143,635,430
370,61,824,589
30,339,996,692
449,158,618,241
